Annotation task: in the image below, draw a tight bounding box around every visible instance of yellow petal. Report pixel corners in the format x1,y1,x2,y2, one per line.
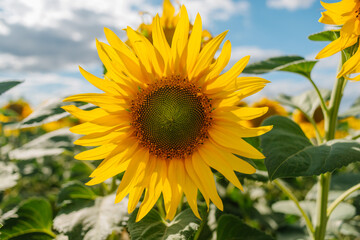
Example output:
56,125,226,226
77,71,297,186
189,31,228,80
74,129,125,146
191,152,223,211
198,143,243,190
74,143,117,160
209,127,265,159
115,148,149,204
338,44,360,77
171,5,190,72
61,105,107,121
63,93,126,112
207,56,250,90
316,32,357,59
152,14,171,67
186,13,202,73
69,122,114,135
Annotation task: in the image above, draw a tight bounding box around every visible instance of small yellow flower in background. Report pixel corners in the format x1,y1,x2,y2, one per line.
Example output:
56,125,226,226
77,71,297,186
1,99,32,121
42,117,80,132
293,107,325,139
293,106,348,139
316,0,360,80
241,98,288,128
342,116,360,129
63,5,271,222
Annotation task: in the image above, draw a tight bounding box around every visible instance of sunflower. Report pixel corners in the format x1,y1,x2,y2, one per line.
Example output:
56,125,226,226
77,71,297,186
241,98,288,128
315,0,360,81
63,6,271,222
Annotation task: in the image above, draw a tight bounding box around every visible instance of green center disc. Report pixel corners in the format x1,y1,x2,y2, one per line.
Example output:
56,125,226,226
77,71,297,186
137,85,205,152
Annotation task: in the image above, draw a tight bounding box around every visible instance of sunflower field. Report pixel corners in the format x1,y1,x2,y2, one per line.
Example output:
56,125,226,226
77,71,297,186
1,0,360,240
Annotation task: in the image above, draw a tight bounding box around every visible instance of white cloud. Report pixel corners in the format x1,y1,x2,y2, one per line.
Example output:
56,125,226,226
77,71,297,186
266,0,315,11
182,0,250,24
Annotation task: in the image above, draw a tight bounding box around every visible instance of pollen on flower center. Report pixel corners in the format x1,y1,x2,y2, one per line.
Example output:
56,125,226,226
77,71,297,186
130,75,213,159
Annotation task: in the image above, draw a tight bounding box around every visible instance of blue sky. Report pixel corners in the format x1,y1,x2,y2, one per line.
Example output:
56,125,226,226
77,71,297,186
0,0,358,110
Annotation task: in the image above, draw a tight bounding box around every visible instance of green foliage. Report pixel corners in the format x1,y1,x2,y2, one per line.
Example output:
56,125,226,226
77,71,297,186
9,128,77,160
18,98,93,128
128,208,200,240
54,181,128,240
216,214,274,240
277,89,331,117
0,81,23,95
243,55,317,79
340,96,360,118
308,30,340,42
261,116,360,179
0,162,19,191
0,198,55,240
242,56,304,74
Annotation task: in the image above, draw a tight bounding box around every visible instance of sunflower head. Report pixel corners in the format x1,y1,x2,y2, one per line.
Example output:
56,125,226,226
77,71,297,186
64,5,271,222
3,99,32,121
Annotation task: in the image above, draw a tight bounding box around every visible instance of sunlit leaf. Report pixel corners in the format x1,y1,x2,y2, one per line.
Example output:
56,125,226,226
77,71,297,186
340,96,360,118
276,89,331,118
128,208,200,240
242,56,304,74
272,200,355,221
0,198,55,240
261,116,360,179
308,30,340,42
275,60,318,79
0,162,19,191
217,214,274,240
54,181,128,240
306,173,360,201
9,128,77,160
0,80,23,95
18,98,93,129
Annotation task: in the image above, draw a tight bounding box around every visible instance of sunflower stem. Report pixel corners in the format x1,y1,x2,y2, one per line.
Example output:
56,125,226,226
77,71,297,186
273,179,315,237
193,208,208,240
315,49,348,240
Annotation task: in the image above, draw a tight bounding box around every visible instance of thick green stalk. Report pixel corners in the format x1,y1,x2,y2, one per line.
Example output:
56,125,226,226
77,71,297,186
315,51,347,240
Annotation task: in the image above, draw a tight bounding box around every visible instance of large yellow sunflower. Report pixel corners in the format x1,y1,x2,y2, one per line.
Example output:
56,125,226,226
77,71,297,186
63,6,271,222
315,0,360,80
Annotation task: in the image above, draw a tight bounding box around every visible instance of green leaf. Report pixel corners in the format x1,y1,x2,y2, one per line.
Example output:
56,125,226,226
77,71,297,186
276,89,331,118
0,198,55,240
216,214,274,240
308,30,340,42
261,116,360,179
18,98,93,129
54,181,128,240
242,56,304,74
260,116,312,180
275,60,318,79
128,208,200,240
0,162,19,191
9,128,77,160
0,81,23,95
